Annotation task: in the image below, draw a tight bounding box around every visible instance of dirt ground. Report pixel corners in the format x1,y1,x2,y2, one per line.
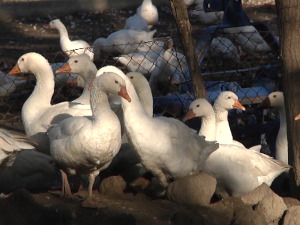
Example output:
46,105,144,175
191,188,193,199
0,1,279,225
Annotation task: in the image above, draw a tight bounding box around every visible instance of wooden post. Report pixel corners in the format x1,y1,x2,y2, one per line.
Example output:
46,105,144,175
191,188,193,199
169,0,206,98
276,0,300,199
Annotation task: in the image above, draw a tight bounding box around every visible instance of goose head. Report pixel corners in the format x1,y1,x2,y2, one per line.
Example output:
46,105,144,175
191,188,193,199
91,72,131,102
214,91,245,111
183,98,214,122
260,91,284,109
126,72,149,94
49,19,63,29
9,52,51,78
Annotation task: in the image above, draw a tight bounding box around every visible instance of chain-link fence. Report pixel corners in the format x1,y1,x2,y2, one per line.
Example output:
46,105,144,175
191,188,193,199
0,3,281,156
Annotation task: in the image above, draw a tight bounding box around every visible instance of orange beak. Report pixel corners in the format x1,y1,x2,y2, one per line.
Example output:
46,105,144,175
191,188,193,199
8,65,21,76
182,109,196,122
233,100,245,111
56,63,71,74
118,86,131,102
295,114,300,121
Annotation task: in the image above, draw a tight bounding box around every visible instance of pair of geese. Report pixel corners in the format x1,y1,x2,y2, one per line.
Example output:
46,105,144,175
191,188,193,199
7,52,289,207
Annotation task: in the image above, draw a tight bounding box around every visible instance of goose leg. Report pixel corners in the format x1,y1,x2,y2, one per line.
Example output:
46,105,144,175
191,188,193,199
81,171,104,208
60,170,74,199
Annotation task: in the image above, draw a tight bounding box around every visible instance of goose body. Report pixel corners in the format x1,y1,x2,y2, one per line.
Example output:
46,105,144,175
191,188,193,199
261,91,288,164
9,52,92,154
183,98,290,197
100,66,218,188
0,128,36,172
223,25,271,54
189,1,224,25
124,14,149,31
136,0,159,29
93,29,156,58
48,72,130,207
49,19,94,60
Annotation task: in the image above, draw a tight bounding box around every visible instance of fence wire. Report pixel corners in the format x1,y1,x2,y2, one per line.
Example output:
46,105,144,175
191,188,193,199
0,24,282,155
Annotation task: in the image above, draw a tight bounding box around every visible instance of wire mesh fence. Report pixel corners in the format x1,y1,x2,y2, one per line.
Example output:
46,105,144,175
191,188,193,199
0,17,282,155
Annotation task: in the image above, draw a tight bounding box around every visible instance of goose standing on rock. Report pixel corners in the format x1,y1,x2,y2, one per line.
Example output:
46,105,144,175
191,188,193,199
136,0,159,29
48,19,94,61
183,98,290,197
8,52,92,154
48,72,131,208
260,91,288,164
97,66,218,190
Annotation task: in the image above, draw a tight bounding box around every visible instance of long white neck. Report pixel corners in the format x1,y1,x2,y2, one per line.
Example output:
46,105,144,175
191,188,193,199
135,81,153,117
213,103,233,144
276,106,288,164
22,63,55,133
90,88,114,125
72,69,96,105
199,114,216,142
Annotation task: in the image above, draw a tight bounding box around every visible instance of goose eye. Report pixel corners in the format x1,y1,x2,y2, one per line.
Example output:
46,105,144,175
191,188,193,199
228,96,231,99
273,95,277,98
115,80,119,84
74,60,78,63
130,76,133,79
196,104,200,107
21,58,24,61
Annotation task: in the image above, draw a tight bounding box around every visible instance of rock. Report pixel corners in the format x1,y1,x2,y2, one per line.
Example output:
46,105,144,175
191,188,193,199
99,175,126,196
283,197,300,208
282,206,300,225
231,205,267,225
254,192,287,224
241,183,275,205
167,173,216,206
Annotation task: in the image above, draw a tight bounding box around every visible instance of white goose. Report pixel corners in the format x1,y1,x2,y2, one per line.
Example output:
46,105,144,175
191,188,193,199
8,52,92,154
48,19,94,61
213,91,246,146
98,66,218,189
93,29,157,59
124,14,149,31
48,72,131,208
183,98,290,197
0,128,36,172
136,0,159,29
56,54,97,106
260,91,288,164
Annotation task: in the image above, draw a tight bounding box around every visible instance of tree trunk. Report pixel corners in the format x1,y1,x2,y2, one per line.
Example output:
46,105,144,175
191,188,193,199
169,0,206,98
276,0,300,199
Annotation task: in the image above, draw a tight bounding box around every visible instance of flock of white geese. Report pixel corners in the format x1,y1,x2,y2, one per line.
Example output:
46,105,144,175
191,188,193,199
0,0,294,208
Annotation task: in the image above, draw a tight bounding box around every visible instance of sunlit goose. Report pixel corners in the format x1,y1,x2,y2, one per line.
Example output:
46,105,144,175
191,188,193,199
260,91,287,164
136,0,159,29
102,66,218,189
93,29,157,59
189,1,224,25
114,50,161,75
213,91,246,146
149,48,187,95
56,54,97,106
8,52,92,154
48,19,94,60
223,25,271,54
183,98,290,197
48,72,131,208
124,14,149,31
126,72,153,117
0,128,36,172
